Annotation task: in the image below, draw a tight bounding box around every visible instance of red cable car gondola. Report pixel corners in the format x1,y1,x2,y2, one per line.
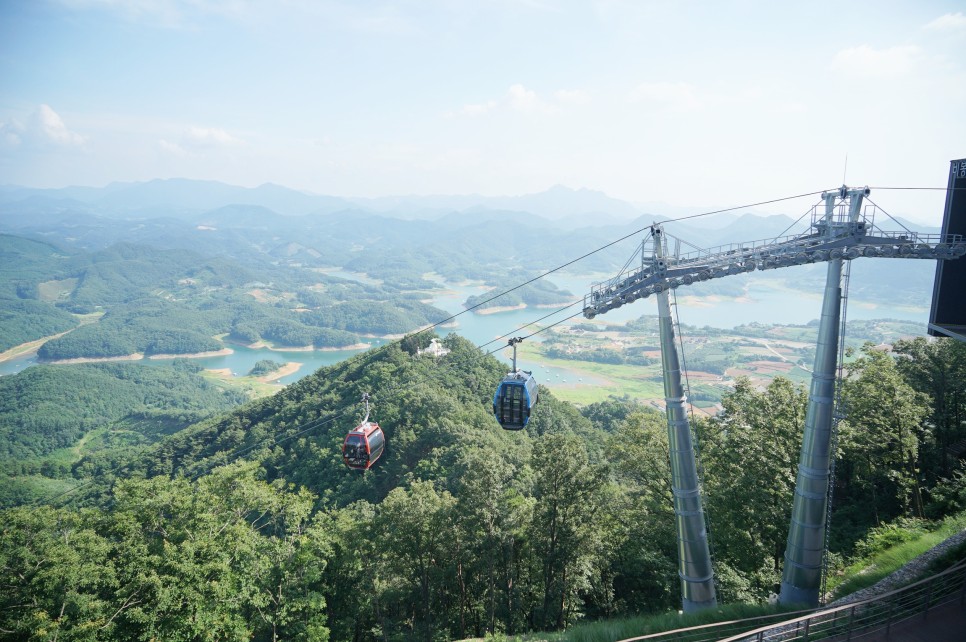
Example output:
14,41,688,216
342,393,385,471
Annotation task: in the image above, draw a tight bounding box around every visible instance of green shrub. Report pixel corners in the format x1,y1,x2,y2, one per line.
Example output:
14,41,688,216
853,518,929,559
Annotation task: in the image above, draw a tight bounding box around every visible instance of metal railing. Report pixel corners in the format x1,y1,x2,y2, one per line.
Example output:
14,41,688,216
615,606,821,642
616,559,966,642
719,559,966,642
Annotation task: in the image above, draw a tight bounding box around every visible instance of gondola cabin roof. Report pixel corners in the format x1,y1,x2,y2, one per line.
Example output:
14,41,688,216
346,421,381,439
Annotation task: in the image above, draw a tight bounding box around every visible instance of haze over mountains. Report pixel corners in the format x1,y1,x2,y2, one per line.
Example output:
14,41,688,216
0,177,939,312
0,178,791,229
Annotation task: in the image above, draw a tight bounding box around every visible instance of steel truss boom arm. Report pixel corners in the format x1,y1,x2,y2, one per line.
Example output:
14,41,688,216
583,186,966,319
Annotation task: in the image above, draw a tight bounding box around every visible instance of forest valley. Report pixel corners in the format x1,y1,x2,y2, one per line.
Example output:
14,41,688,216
2,333,966,641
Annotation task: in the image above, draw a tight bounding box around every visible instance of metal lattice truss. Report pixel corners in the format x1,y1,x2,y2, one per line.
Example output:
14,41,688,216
584,188,966,319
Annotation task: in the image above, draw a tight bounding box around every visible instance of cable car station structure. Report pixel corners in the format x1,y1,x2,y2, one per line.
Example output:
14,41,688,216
582,186,966,611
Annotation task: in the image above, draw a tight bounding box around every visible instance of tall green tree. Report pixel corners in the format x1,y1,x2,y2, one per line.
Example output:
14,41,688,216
451,448,515,637
374,480,456,642
701,376,806,599
529,433,606,630
0,507,115,641
838,345,931,525
0,463,333,641
607,408,680,614
891,337,966,480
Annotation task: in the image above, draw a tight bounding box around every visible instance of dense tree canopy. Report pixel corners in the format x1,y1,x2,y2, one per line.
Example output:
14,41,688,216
3,334,965,640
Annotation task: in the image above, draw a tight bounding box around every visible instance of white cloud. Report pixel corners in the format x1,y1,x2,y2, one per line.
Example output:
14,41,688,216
554,89,590,105
57,0,256,29
0,119,25,147
831,44,921,77
156,126,242,156
158,139,188,155
58,0,420,34
924,12,966,31
0,105,86,149
31,105,87,145
448,85,561,119
628,81,700,110
507,83,557,114
340,4,416,36
184,126,243,147
460,100,497,117
58,0,188,27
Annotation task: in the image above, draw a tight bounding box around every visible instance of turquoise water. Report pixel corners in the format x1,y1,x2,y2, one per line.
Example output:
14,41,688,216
0,270,929,381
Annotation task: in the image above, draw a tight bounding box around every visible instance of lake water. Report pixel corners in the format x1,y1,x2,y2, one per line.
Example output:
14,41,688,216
0,269,929,382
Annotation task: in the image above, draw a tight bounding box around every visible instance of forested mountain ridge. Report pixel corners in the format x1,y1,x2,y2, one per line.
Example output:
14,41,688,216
0,233,448,359
4,332,965,640
77,334,587,507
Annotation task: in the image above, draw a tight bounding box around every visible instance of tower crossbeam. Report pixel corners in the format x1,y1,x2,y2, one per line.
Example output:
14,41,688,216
584,198,965,319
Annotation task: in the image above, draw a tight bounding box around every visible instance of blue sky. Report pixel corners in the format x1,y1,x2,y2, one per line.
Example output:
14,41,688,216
1,0,964,223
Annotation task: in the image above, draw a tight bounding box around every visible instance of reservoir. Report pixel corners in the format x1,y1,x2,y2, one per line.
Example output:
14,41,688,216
0,268,931,383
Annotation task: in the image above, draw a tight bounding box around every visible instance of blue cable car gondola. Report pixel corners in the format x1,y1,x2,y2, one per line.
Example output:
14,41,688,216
493,338,538,430
342,393,385,470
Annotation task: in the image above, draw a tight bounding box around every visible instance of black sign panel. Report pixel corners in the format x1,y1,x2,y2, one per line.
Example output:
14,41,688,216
929,158,966,339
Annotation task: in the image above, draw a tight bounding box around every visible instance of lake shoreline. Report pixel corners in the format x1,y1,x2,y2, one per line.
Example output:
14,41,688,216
42,348,237,365
260,361,302,381
0,330,74,363
207,361,304,382
242,340,370,352
42,353,146,365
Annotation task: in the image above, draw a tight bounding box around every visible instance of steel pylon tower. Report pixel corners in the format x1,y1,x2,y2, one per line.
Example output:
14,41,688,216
778,187,866,606
582,185,966,611
653,227,718,612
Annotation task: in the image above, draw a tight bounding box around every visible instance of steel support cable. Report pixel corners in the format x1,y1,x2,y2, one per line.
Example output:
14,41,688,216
186,409,354,483
869,185,966,190
33,188,829,507
34,405,357,507
769,201,825,245
864,197,916,236
477,299,584,350
483,309,589,357
411,189,828,340
36,302,582,508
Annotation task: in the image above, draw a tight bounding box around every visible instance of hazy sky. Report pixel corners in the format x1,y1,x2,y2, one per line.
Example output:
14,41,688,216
1,1,964,223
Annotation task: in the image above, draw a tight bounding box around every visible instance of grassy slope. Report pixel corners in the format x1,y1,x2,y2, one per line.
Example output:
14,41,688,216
828,511,966,599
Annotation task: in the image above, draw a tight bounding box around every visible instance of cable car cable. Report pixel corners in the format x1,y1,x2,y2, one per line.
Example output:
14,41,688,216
31,187,832,505
869,186,966,191
406,189,830,342
477,299,584,350
483,308,588,357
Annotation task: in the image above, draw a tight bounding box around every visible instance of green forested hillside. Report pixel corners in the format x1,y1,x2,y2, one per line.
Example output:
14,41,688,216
0,299,78,352
0,235,81,350
464,275,574,310
2,334,965,640
0,363,248,492
97,334,549,504
1,233,449,359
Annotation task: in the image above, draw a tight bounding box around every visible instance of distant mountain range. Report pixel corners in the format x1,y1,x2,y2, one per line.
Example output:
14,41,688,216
0,179,353,219
0,178,763,228
0,177,942,310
